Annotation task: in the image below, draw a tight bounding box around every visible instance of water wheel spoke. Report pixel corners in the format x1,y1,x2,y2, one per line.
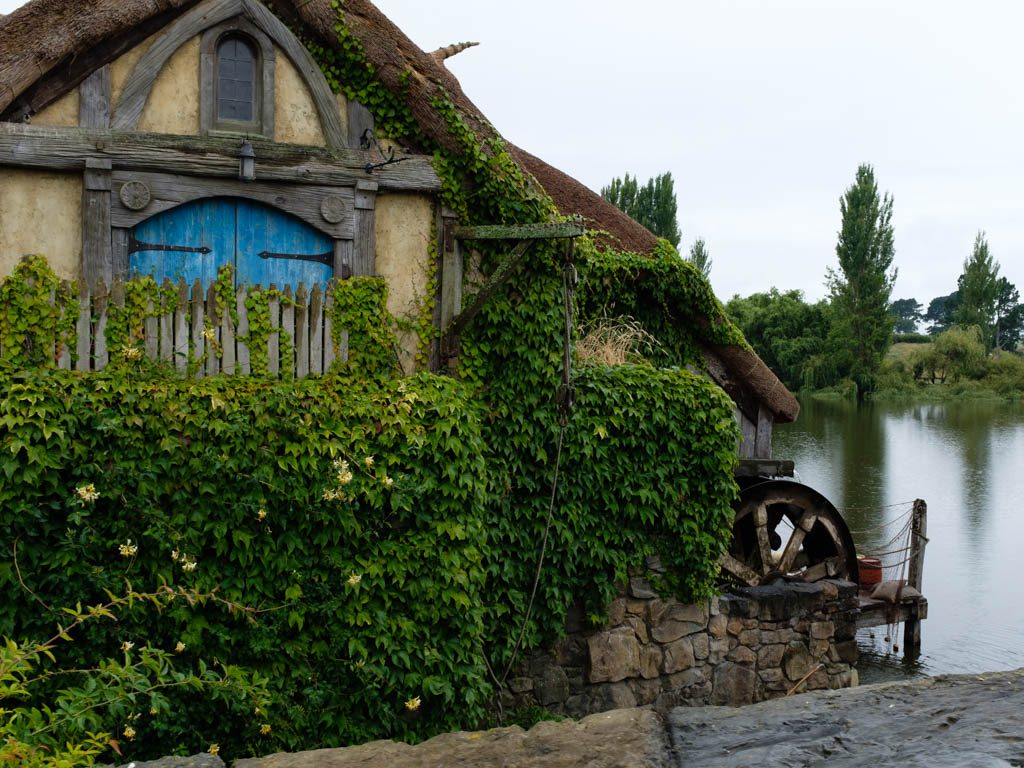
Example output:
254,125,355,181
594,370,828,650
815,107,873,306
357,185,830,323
722,481,857,589
753,503,774,573
777,510,817,573
719,553,762,587
802,555,842,582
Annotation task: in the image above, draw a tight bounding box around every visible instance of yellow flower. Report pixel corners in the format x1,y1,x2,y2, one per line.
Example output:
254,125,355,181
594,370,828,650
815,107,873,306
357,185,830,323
382,476,394,489
149,707,158,715
364,456,375,467
256,508,268,522
121,346,142,361
259,723,272,735
347,573,362,587
202,326,216,343
75,483,99,503
337,469,353,485
171,549,181,562
175,641,186,653
404,695,421,712
208,744,220,756
123,725,136,740
182,556,198,572
119,540,138,557
120,640,134,652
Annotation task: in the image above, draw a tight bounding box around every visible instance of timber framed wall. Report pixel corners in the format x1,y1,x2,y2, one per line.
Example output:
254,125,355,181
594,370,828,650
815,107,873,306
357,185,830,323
0,0,443,296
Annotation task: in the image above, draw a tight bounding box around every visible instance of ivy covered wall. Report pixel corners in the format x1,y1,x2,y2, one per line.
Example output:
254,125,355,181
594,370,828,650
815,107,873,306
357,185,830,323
0,1,751,762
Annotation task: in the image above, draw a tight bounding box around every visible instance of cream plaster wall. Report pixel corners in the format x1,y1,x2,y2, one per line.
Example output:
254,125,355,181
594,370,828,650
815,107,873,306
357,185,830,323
0,170,81,280
335,93,350,140
32,90,79,127
110,33,156,110
275,51,324,146
137,36,200,135
374,193,435,372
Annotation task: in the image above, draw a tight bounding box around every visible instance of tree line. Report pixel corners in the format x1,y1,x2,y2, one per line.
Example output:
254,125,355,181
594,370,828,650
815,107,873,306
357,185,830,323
603,165,1024,397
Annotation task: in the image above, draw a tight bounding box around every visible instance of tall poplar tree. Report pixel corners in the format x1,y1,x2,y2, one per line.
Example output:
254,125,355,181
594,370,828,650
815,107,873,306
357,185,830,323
601,172,681,247
688,237,712,279
954,231,1000,349
826,164,897,395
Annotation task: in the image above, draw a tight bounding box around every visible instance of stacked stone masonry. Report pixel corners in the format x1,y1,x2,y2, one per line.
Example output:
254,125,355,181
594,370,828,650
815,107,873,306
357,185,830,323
509,577,859,717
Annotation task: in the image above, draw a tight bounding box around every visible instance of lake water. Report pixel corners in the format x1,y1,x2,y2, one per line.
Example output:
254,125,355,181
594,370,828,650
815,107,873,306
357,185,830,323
773,397,1024,681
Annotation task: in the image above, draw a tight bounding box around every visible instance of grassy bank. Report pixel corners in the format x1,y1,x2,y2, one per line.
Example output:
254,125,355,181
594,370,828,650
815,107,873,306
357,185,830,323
800,338,1024,402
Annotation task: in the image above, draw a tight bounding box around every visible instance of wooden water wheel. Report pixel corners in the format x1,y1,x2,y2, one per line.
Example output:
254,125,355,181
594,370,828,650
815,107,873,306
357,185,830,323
719,480,859,587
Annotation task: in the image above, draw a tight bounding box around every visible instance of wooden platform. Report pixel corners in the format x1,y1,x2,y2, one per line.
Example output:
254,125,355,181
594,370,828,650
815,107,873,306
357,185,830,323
856,594,928,630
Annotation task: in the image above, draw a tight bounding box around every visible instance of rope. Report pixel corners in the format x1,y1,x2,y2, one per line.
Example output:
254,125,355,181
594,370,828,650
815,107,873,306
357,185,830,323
501,423,566,684
496,234,578,692
845,503,915,534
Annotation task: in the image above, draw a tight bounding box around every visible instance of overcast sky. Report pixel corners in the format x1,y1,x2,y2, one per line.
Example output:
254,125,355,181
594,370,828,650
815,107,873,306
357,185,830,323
3,0,1023,306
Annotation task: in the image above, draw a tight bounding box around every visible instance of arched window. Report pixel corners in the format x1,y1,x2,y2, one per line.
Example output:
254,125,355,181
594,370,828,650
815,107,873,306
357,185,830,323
217,35,256,123
201,20,275,137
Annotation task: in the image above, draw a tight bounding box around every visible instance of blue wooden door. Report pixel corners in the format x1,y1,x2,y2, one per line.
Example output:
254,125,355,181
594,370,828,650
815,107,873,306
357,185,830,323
235,201,333,289
130,198,333,291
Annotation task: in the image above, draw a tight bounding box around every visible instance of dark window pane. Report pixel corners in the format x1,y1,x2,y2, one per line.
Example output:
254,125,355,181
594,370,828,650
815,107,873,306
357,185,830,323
217,35,255,122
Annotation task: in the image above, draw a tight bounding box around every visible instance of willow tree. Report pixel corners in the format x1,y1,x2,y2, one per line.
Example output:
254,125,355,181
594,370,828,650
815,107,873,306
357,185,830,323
826,164,897,395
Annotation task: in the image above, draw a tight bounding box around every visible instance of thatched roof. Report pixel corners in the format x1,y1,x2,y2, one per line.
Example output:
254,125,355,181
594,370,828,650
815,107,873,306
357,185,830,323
0,0,798,423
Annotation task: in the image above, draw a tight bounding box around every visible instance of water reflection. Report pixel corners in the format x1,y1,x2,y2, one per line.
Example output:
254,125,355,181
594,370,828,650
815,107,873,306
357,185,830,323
775,397,1024,679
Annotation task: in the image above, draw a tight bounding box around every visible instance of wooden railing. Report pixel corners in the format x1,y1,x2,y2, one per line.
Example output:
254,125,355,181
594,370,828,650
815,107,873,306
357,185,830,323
12,279,348,378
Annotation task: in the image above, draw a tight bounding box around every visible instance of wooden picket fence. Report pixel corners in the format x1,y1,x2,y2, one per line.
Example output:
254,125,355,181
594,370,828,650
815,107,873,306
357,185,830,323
31,279,348,377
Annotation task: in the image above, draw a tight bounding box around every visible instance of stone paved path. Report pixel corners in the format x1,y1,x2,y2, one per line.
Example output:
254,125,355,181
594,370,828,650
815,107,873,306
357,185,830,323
671,669,1024,767
132,669,1024,768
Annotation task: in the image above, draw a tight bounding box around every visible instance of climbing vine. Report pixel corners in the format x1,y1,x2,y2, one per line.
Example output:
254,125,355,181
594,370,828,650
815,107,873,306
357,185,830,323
0,3,753,761
328,276,397,377
0,255,77,369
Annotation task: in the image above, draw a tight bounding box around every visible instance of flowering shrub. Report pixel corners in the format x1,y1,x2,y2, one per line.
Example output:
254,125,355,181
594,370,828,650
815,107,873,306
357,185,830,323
0,587,271,768
0,367,494,759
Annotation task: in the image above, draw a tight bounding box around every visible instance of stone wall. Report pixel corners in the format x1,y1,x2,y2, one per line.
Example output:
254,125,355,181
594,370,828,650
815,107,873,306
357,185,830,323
507,578,859,717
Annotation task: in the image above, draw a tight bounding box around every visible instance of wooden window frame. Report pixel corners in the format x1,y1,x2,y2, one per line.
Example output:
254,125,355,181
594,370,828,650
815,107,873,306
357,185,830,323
200,18,275,138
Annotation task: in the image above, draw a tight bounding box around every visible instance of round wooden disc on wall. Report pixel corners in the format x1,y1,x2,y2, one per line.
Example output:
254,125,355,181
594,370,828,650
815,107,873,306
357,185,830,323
120,180,151,211
320,195,346,224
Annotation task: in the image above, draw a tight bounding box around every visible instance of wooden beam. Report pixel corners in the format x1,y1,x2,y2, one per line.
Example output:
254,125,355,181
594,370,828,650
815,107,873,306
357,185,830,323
443,240,533,340
82,159,113,285
755,404,773,459
110,170,355,238
0,4,197,123
353,180,377,276
78,66,111,130
0,123,441,192
453,221,584,241
735,459,795,479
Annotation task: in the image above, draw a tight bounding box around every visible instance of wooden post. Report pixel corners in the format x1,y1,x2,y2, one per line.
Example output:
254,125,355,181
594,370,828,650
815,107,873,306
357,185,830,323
905,499,928,654
144,296,158,361
205,283,218,377
159,278,174,363
268,284,280,377
76,282,91,371
281,286,295,376
309,284,323,376
236,285,250,375
94,280,111,370
190,279,205,378
353,180,377,277
323,282,335,371
295,283,309,378
174,280,188,372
